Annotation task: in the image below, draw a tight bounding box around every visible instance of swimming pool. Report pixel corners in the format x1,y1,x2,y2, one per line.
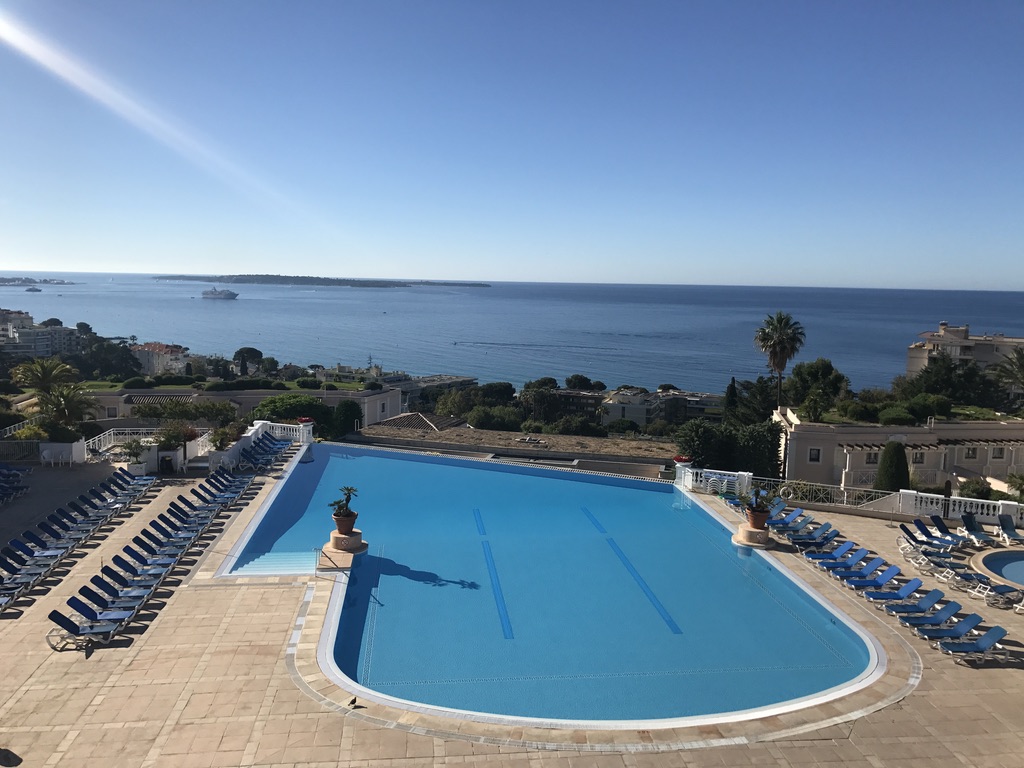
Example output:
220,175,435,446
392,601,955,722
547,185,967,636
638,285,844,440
977,550,1024,587
225,444,880,725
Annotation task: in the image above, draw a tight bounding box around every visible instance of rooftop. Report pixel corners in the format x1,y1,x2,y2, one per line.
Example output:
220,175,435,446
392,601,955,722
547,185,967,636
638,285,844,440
2,456,1024,765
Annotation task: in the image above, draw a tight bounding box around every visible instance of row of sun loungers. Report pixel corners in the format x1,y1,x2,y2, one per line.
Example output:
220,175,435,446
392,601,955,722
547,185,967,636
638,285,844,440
45,468,256,650
0,463,31,506
236,434,293,472
751,500,1014,666
1,468,159,617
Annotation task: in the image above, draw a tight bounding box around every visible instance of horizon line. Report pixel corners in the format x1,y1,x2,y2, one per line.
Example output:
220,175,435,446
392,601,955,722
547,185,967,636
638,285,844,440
0,268,1022,294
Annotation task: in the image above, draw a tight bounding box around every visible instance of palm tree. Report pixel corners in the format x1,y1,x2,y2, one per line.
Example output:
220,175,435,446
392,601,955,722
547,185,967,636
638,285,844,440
989,348,1024,404
11,356,79,394
754,312,806,407
34,383,98,427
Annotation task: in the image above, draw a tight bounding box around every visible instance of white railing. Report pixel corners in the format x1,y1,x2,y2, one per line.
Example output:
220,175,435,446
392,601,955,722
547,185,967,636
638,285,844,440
898,489,1022,525
254,420,314,444
0,440,39,461
678,466,896,509
84,427,161,454
193,429,213,457
0,414,44,439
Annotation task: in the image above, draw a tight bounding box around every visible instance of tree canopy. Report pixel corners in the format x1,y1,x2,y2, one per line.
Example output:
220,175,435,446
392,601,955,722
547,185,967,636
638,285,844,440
250,393,332,427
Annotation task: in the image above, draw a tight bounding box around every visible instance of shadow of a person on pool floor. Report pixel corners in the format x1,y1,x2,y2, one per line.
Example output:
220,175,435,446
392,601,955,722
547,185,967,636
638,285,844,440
373,556,480,590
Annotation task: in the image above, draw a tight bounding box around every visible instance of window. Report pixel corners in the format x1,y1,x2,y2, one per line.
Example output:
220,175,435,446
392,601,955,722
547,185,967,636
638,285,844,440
105,406,119,418
965,447,978,459
380,402,387,414
808,448,821,464
993,447,1005,460
912,451,925,464
865,452,879,465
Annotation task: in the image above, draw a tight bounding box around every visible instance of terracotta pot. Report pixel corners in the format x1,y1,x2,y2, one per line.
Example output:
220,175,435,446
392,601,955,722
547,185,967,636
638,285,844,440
746,508,770,530
333,510,357,534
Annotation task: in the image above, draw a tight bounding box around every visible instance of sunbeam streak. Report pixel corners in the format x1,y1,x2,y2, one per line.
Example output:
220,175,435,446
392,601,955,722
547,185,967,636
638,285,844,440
0,10,330,228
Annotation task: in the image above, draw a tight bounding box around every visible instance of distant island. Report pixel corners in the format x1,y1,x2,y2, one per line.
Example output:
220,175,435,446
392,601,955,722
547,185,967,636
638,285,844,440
155,274,490,289
0,277,76,285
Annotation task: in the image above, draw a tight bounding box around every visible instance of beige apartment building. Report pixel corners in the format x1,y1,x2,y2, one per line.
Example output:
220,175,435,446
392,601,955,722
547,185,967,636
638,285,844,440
907,321,1024,375
775,407,1024,490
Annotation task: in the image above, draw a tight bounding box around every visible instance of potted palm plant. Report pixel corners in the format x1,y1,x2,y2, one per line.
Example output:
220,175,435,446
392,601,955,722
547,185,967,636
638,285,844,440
741,485,773,530
329,486,359,534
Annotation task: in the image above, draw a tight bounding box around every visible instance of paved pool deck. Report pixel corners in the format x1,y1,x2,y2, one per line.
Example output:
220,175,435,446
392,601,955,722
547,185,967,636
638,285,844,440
2,458,1024,767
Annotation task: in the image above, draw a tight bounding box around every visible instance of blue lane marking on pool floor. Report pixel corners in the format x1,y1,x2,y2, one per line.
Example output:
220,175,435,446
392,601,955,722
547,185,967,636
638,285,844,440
581,506,607,533
473,508,487,536
481,541,514,640
605,538,683,634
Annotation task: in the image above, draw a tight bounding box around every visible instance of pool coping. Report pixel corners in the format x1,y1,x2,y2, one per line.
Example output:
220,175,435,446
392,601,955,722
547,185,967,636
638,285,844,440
208,443,924,750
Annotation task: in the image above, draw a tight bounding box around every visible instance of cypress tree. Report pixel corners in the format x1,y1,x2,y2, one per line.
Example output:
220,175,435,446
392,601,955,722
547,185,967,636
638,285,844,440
874,441,911,491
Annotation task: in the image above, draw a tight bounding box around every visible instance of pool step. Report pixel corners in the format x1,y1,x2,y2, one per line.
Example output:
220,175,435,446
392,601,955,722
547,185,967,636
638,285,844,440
232,551,317,575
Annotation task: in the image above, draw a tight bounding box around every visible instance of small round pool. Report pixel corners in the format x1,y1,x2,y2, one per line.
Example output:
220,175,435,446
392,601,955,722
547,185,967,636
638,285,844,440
976,550,1024,587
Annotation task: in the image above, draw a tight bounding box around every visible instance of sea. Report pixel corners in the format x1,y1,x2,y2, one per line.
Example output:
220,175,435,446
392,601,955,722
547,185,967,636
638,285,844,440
2,271,1023,394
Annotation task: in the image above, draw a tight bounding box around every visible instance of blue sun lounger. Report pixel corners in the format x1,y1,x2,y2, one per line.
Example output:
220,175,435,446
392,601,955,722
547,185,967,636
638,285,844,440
793,528,840,551
863,577,922,603
846,564,900,590
928,515,970,547
914,613,983,641
937,625,1009,664
819,548,868,572
833,556,885,582
804,540,854,562
898,600,962,628
884,589,944,616
46,609,124,650
996,514,1024,546
913,519,961,549
958,513,995,547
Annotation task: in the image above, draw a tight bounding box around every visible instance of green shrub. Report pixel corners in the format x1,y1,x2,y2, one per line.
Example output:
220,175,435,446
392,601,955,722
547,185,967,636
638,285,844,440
152,374,196,386
295,378,320,389
466,405,523,431
12,424,48,440
0,411,26,430
44,423,82,443
878,406,916,426
874,441,911,491
606,418,640,433
551,415,607,437
841,401,880,422
958,477,992,500
122,376,152,389
519,419,549,434
77,421,106,439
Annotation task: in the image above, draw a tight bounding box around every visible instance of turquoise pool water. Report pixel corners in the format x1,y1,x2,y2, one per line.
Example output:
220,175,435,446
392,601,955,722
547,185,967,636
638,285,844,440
227,445,876,723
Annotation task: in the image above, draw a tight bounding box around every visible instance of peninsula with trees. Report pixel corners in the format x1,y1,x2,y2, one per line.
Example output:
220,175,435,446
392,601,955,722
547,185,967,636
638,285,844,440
155,274,491,289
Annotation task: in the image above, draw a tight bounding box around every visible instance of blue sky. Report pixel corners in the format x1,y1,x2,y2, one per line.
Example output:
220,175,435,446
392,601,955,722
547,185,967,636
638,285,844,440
1,1,1021,288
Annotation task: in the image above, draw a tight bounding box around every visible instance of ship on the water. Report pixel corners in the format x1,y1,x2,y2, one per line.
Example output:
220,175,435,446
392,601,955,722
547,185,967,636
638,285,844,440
201,287,239,300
